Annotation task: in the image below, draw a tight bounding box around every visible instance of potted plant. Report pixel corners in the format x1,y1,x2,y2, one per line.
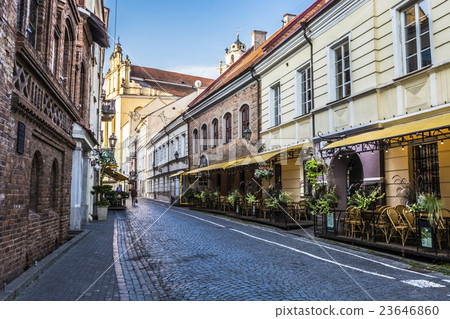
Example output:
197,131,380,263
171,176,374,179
305,158,327,189
411,193,442,248
246,193,258,215
228,190,243,213
254,165,274,181
91,185,113,220
278,191,293,207
307,186,338,216
348,186,385,211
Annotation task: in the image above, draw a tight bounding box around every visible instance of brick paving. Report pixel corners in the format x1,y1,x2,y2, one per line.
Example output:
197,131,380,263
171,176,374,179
14,198,450,301
16,212,120,301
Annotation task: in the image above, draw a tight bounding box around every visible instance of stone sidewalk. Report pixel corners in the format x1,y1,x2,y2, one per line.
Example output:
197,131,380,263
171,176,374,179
14,211,121,301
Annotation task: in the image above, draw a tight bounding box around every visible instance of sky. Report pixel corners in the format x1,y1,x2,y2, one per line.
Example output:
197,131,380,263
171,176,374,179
104,0,316,79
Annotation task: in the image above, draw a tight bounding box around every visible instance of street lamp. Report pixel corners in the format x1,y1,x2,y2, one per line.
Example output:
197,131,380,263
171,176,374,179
174,151,179,160
243,128,252,141
109,133,118,149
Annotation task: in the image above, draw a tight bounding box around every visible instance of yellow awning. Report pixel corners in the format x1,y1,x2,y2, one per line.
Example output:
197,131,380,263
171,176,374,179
323,114,450,150
227,144,306,168
185,162,229,175
185,144,308,174
104,167,129,181
169,171,185,178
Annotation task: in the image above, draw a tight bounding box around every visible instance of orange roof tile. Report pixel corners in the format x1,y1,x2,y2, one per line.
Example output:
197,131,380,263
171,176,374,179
130,65,215,97
189,0,334,107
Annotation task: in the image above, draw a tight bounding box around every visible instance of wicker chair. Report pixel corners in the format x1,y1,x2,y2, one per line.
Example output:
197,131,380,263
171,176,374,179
386,207,410,246
375,206,392,243
401,208,417,236
346,207,363,238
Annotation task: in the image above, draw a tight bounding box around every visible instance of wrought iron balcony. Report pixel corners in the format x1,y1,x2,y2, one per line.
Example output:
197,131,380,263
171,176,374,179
101,99,116,122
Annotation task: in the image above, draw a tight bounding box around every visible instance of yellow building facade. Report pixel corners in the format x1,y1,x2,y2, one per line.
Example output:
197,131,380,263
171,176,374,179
257,0,450,208
102,43,213,181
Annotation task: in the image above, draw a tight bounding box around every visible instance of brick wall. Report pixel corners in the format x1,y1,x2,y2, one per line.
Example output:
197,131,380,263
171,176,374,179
189,82,260,169
0,0,95,285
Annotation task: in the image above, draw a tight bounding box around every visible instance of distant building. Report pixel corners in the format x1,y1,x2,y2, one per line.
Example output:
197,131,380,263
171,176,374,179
102,44,214,193
218,33,247,75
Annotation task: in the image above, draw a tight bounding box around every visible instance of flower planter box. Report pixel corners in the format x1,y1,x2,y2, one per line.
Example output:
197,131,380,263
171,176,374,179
97,206,108,221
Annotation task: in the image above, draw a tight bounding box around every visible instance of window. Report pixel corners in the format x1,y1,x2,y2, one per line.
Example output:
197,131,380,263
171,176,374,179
297,67,312,115
201,124,208,151
403,1,432,73
224,113,232,144
175,137,179,157
181,134,186,156
52,33,60,74
333,40,351,99
28,0,39,48
271,84,281,126
212,119,218,148
240,105,249,138
193,129,199,153
412,143,440,197
79,64,86,109
62,25,73,92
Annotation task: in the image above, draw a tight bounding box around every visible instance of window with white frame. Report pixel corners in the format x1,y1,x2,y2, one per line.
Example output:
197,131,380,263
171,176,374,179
402,1,432,74
270,84,281,126
331,39,351,100
181,134,186,156
297,67,312,115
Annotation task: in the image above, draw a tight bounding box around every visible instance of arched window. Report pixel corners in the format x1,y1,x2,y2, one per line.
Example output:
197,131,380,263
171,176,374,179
51,160,59,209
193,129,198,153
224,113,232,144
201,124,208,151
62,24,73,93
79,64,86,109
212,119,218,148
29,152,42,212
28,0,39,48
240,105,249,138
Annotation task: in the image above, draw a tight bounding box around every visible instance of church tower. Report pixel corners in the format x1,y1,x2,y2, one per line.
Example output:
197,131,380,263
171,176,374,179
218,33,247,75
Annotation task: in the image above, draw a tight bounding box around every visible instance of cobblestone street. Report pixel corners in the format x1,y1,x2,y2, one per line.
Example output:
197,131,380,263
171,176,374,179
16,199,450,301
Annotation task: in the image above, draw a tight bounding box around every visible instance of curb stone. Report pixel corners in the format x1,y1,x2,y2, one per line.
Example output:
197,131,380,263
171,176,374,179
0,230,91,301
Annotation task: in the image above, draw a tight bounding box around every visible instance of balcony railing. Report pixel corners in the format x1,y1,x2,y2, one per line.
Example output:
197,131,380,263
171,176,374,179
101,99,116,122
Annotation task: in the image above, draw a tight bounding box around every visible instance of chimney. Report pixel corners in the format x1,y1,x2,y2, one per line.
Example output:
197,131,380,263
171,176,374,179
283,13,296,26
251,30,267,51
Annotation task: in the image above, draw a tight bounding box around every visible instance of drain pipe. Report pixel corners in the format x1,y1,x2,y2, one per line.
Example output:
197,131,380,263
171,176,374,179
250,67,261,142
301,21,315,140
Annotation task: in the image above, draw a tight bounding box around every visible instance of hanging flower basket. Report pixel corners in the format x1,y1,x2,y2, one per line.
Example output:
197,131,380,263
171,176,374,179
254,166,274,181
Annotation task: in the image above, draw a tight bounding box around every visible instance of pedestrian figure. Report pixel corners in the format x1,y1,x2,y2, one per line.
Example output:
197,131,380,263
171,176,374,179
130,187,138,207
117,185,122,192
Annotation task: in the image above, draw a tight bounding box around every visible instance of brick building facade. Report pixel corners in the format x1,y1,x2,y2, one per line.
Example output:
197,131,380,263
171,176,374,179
0,0,107,285
186,82,260,194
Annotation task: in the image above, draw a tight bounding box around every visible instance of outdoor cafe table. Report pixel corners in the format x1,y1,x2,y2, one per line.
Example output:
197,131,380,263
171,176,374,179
360,210,382,242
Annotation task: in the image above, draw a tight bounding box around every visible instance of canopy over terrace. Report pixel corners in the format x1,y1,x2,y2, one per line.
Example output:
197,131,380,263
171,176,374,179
104,167,129,182
320,114,450,158
184,144,308,175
